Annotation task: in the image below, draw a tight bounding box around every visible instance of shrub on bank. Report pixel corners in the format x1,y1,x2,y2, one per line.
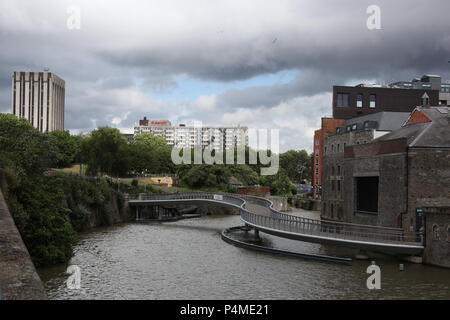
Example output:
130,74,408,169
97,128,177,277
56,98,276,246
4,173,130,267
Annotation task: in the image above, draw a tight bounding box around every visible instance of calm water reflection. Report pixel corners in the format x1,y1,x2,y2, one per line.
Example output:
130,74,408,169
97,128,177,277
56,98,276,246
38,209,450,300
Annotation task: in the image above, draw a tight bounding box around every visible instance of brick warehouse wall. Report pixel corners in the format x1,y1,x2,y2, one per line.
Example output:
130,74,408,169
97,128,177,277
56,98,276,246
423,209,450,268
322,129,375,222
407,148,450,268
343,138,408,227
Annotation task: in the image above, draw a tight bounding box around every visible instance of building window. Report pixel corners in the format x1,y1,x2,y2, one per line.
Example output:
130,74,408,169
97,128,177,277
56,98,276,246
337,144,340,152
315,168,319,175
331,180,335,191
337,93,349,107
447,226,450,242
330,203,334,218
331,144,334,152
315,139,320,146
332,166,335,175
355,176,379,214
369,94,376,108
337,180,341,192
441,85,450,93
356,94,363,108
337,165,341,175
432,225,440,241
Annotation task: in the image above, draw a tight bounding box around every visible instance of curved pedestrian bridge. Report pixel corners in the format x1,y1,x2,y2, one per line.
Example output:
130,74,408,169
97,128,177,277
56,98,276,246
128,192,424,256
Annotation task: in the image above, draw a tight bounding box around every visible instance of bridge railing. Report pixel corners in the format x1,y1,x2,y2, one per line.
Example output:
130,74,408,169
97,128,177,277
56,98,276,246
237,194,421,245
127,192,422,245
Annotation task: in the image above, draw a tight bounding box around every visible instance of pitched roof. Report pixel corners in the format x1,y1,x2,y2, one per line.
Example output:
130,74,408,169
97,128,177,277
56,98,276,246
340,111,411,132
375,107,450,148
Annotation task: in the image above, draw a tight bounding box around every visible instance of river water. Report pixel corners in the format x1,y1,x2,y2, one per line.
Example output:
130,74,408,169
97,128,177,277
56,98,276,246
38,209,450,300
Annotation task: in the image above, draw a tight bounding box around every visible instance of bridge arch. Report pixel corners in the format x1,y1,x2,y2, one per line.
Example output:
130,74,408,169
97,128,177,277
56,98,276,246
127,192,424,256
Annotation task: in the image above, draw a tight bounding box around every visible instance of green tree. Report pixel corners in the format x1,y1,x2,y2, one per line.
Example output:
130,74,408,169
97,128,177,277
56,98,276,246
279,149,312,183
0,113,57,177
47,130,80,168
82,127,130,177
264,168,292,195
7,174,77,266
227,164,258,186
182,165,230,189
130,133,174,175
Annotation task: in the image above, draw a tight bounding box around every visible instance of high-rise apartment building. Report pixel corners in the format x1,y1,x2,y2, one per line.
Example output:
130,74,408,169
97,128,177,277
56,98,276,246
134,117,248,150
11,71,65,132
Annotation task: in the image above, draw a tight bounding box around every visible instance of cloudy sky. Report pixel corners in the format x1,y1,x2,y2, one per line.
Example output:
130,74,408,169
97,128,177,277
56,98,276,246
1,0,449,152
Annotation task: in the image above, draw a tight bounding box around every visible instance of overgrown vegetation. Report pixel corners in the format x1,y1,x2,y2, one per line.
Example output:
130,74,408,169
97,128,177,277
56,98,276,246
0,115,132,266
0,114,312,266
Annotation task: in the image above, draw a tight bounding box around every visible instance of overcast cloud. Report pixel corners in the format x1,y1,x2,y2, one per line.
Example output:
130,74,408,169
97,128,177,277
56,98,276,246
1,0,449,151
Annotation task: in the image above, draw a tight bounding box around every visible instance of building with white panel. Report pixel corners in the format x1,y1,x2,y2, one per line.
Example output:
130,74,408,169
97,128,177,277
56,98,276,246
134,118,248,151
11,71,65,132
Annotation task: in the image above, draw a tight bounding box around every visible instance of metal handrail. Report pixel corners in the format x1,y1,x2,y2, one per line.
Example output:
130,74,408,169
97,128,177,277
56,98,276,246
127,192,423,245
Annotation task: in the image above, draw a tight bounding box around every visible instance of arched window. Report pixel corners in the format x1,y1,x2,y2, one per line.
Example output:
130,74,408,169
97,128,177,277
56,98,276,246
432,225,440,241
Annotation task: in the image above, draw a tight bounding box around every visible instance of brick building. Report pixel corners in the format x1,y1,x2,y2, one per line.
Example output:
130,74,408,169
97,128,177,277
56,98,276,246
321,111,410,221
313,74,449,201
341,106,450,267
312,118,344,199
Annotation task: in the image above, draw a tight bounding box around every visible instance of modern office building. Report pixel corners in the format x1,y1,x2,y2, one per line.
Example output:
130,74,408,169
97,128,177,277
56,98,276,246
332,81,439,120
11,71,65,132
134,117,248,150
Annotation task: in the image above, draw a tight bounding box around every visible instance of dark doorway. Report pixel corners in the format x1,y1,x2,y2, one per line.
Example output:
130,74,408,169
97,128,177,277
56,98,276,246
355,176,379,214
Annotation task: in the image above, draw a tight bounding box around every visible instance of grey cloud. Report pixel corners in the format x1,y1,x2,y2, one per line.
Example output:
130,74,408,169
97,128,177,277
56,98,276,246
1,0,450,151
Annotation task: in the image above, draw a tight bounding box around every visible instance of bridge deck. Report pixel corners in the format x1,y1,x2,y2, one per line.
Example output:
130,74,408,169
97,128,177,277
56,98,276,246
128,192,424,255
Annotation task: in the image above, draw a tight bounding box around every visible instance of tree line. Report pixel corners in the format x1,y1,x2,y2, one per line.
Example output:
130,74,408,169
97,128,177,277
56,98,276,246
0,114,313,196
0,114,312,266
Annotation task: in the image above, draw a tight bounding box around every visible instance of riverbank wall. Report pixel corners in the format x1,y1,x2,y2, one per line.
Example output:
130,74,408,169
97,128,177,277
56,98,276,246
291,198,321,211
0,172,47,300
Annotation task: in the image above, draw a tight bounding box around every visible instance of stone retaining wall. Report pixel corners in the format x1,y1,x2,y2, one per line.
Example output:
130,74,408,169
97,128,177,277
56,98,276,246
0,173,47,300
